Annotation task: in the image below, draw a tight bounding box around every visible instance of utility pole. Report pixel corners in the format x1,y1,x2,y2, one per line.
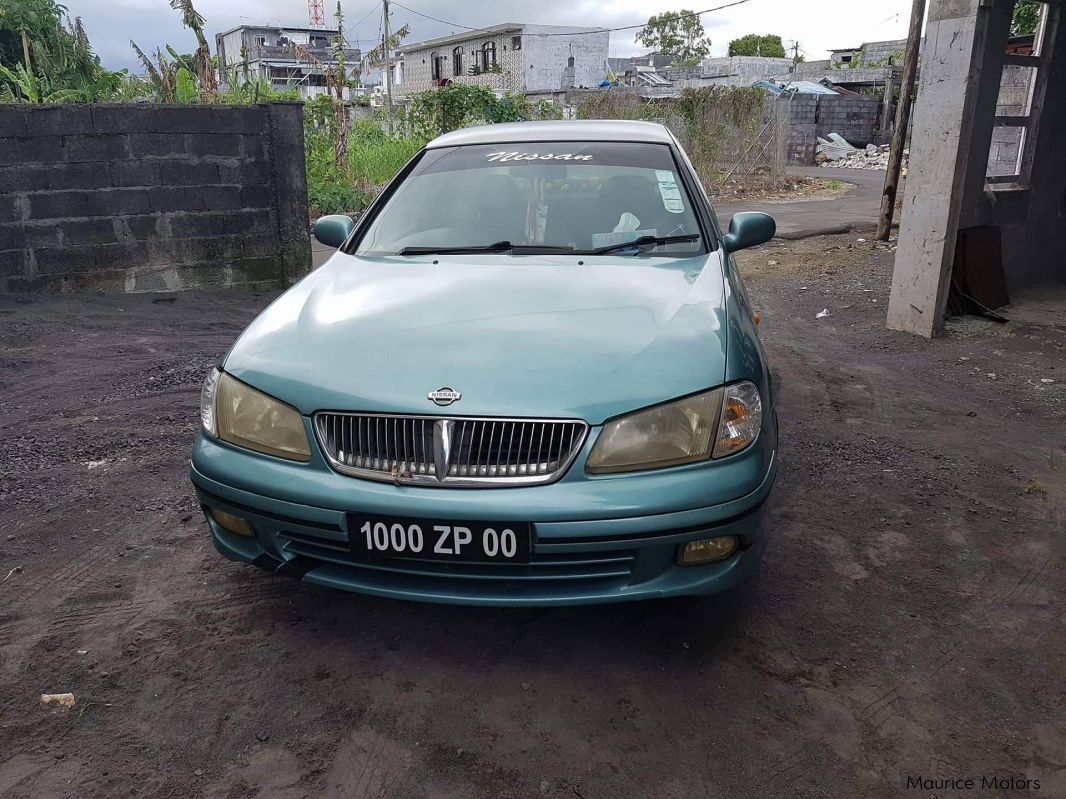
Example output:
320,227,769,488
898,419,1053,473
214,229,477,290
792,40,800,67
876,0,925,241
382,0,394,135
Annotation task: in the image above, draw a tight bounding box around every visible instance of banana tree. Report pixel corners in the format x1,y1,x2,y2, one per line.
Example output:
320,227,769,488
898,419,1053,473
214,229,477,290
167,0,217,97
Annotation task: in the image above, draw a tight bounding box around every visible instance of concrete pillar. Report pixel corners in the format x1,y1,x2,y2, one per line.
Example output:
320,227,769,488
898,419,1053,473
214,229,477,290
887,0,1014,337
879,71,895,141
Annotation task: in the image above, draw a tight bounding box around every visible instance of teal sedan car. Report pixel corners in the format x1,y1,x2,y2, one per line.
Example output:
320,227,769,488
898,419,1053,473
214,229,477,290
191,120,778,606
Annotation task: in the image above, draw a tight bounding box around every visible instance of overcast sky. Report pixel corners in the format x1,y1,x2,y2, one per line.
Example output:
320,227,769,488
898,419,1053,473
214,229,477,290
68,0,916,73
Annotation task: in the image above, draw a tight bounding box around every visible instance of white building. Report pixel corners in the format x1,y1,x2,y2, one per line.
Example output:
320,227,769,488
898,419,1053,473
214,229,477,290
214,24,362,100
395,23,609,97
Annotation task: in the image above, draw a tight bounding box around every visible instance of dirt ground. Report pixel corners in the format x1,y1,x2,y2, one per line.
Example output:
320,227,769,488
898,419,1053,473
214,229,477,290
1,231,1063,799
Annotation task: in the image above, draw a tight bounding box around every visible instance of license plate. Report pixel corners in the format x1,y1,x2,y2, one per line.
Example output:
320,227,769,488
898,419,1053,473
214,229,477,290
348,513,531,564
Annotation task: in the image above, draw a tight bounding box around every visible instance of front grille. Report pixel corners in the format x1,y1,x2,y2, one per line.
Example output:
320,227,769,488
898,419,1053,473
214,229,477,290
313,413,588,487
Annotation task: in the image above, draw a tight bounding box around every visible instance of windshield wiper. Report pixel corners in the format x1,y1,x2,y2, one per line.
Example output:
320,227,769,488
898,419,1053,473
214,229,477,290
398,241,575,255
582,233,701,256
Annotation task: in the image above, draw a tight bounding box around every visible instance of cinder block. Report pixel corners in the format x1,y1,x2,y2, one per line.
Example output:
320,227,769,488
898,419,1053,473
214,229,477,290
171,234,244,264
85,188,151,217
0,164,48,193
26,105,95,136
185,133,243,158
0,136,65,166
211,107,267,134
28,190,89,220
122,214,163,240
159,161,219,186
64,134,128,162
167,211,224,238
0,194,22,223
93,241,150,270
2,221,60,249
63,218,119,246
90,105,157,134
48,162,111,191
35,244,97,275
149,106,217,134
187,185,243,211
110,160,161,188
0,248,28,278
147,186,189,213
220,208,275,236
240,184,273,208
217,159,272,186
128,133,185,158
0,108,29,138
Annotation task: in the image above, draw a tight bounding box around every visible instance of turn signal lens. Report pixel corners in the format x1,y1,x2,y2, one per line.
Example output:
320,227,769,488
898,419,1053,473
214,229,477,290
712,381,762,458
679,536,738,565
210,508,255,537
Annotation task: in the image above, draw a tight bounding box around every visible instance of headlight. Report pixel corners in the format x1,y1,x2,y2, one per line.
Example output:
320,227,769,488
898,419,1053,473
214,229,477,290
587,382,762,474
587,389,722,473
200,367,220,435
712,381,762,458
206,370,311,462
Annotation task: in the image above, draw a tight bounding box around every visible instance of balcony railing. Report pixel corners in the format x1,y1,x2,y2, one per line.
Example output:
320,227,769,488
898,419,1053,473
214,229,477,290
247,44,361,63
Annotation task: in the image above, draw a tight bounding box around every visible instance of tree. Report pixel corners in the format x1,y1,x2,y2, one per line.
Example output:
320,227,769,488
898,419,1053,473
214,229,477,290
728,34,786,58
635,10,711,66
0,0,64,72
1011,0,1040,37
168,0,217,96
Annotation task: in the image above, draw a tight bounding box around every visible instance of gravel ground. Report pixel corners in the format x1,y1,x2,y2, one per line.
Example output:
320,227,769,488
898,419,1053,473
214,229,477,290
1,232,1063,798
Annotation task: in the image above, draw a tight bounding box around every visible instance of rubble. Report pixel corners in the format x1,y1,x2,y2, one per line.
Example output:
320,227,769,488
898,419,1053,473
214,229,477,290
817,139,909,171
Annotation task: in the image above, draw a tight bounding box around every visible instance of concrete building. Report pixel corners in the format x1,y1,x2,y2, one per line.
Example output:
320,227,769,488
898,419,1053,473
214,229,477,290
214,25,361,99
687,56,798,87
394,23,609,96
888,0,1064,337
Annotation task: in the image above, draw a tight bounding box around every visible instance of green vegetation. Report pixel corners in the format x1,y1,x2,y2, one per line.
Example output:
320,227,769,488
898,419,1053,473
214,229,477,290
0,0,131,102
575,86,768,192
635,9,711,66
1011,0,1041,37
304,85,562,215
728,34,787,59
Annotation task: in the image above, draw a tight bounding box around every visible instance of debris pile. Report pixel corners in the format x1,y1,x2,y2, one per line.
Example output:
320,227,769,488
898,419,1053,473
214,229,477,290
816,134,908,171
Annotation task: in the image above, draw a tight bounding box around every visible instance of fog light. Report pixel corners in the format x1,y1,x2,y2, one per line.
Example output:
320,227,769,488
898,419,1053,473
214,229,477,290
209,508,255,537
679,536,738,566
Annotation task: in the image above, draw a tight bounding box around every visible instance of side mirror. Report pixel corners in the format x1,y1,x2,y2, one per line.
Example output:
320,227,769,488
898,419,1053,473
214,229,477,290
313,214,356,249
723,212,776,253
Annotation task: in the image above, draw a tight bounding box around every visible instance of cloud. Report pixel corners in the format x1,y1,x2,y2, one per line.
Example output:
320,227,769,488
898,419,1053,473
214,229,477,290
67,0,914,73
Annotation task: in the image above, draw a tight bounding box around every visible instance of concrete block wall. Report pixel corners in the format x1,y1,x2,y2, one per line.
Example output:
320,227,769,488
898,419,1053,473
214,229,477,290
0,102,310,293
774,93,881,163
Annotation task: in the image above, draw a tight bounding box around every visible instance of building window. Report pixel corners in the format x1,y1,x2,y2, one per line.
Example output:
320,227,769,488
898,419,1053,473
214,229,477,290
430,51,444,81
480,41,497,71
452,46,464,77
511,36,522,51
254,35,266,47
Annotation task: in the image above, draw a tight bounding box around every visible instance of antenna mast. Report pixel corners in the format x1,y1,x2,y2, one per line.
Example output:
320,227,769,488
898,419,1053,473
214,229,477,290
308,0,325,28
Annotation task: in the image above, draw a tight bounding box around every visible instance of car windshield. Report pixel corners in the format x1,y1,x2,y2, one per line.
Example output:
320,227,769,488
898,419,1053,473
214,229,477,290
351,141,708,257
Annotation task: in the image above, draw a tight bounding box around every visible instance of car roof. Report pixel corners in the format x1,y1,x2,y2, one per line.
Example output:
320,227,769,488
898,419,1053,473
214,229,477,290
426,120,676,149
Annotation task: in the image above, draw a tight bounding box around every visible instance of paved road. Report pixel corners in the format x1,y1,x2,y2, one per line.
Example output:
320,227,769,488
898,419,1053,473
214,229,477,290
716,166,890,239
310,167,891,267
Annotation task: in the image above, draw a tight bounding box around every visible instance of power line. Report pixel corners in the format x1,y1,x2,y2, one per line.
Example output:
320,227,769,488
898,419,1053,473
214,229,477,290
387,0,752,39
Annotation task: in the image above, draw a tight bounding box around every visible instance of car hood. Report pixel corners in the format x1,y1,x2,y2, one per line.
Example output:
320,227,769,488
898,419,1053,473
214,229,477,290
224,252,728,424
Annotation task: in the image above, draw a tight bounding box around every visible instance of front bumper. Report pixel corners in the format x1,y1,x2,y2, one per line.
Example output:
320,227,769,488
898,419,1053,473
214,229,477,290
190,427,777,607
